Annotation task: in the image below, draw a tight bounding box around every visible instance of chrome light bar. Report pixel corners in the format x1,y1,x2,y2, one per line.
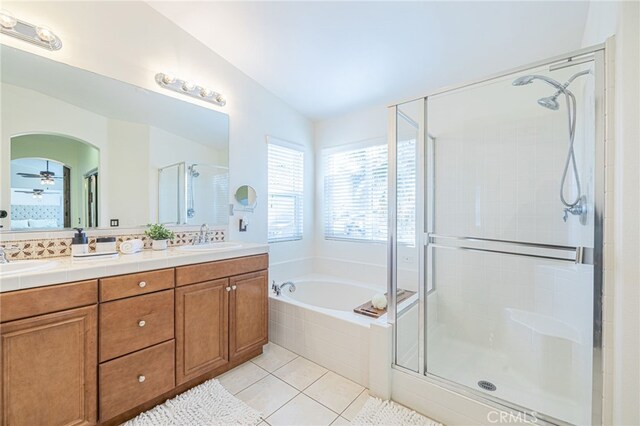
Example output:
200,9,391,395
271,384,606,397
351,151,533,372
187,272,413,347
0,10,62,51
155,72,226,107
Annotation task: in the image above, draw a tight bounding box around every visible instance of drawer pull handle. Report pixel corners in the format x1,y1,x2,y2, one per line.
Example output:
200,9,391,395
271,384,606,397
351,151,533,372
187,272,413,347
138,375,146,383
225,286,231,292
138,281,147,288
138,320,146,327
231,285,237,290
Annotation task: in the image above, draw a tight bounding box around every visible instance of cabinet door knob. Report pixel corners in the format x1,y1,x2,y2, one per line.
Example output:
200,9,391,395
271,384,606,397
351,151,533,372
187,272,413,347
225,286,231,292
231,285,237,290
138,281,147,288
138,375,146,383
138,320,146,327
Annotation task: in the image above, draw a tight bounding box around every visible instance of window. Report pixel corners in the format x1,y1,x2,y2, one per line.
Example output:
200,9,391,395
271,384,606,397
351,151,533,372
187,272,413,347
268,139,304,242
323,140,415,245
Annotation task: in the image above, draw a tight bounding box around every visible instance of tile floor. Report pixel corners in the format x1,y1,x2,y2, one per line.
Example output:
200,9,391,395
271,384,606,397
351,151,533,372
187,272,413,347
218,342,370,425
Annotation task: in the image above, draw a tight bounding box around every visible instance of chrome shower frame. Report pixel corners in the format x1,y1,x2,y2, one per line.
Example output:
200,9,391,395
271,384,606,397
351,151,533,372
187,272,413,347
387,43,606,426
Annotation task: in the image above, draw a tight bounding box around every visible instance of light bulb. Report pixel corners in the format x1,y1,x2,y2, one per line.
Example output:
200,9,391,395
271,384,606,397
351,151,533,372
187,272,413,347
181,81,195,92
200,88,213,98
35,26,56,42
0,10,17,29
215,95,226,106
161,73,175,85
40,178,46,185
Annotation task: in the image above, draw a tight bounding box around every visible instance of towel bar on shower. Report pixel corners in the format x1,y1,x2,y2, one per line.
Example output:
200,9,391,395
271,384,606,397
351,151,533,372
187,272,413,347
426,234,592,265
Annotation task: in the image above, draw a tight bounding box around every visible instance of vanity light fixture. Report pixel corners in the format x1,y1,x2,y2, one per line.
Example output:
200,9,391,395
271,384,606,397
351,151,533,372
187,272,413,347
155,72,226,107
0,10,62,51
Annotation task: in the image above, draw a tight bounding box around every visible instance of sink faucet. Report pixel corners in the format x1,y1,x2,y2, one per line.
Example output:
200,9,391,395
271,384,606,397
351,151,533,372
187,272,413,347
0,245,18,264
193,223,210,245
272,280,296,296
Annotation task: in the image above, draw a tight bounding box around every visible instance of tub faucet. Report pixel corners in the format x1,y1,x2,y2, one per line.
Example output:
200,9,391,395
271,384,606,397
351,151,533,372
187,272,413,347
272,280,296,296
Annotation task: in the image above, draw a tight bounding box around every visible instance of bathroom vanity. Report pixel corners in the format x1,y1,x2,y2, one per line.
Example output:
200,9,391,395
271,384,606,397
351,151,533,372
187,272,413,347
0,246,269,425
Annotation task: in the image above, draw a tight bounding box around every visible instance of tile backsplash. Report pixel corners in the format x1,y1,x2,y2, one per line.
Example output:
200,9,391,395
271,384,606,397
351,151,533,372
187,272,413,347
0,228,225,260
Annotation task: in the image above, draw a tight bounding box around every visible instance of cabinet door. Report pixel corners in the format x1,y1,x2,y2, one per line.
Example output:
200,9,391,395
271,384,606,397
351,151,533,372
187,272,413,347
175,278,229,385
1,305,97,426
229,270,268,360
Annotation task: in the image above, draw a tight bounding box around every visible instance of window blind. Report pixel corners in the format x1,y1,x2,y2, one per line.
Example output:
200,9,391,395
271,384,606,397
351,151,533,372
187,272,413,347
323,140,416,245
268,142,304,242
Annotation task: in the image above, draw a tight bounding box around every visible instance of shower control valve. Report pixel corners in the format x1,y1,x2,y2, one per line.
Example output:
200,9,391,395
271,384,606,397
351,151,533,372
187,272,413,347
563,196,587,224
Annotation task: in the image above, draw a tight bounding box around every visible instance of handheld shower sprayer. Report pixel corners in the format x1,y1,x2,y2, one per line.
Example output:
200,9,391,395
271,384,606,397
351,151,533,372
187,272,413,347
512,70,591,223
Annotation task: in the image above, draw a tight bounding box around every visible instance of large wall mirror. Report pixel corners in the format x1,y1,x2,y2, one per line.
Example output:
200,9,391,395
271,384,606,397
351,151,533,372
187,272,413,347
0,45,229,232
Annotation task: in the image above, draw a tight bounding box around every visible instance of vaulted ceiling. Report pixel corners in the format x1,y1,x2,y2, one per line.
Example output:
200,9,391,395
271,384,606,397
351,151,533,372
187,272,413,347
149,1,590,120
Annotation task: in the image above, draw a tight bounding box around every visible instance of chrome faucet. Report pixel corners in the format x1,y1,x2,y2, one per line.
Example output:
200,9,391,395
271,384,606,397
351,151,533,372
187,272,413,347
193,223,210,245
272,280,296,296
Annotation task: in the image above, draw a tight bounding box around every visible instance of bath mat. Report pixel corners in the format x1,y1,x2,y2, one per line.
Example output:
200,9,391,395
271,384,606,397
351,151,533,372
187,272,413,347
351,397,442,426
123,378,262,426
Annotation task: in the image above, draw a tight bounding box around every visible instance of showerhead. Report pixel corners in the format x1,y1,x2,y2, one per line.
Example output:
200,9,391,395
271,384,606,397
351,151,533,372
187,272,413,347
537,95,560,110
512,75,535,86
189,166,200,178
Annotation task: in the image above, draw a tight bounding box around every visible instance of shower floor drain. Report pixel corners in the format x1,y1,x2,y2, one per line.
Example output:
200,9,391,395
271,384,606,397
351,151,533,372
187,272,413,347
477,380,497,391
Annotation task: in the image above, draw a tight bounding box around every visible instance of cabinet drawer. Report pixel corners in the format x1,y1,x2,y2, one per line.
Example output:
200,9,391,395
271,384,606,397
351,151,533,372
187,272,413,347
176,254,268,286
0,280,97,323
99,290,174,362
99,340,175,421
100,268,174,302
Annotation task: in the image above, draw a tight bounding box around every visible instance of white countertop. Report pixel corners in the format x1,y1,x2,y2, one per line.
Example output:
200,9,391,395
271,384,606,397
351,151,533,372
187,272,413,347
0,242,269,293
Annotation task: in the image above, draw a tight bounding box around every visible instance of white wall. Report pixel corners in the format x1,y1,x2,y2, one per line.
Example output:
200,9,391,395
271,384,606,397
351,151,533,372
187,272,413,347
313,105,389,287
581,2,640,425
107,119,150,227
0,1,315,264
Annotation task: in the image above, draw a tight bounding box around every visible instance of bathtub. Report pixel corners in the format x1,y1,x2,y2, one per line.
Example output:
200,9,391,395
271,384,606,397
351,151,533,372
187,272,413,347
268,275,385,387
279,279,383,322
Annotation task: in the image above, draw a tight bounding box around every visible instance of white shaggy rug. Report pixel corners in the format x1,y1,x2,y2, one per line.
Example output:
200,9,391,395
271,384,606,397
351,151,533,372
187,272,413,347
352,397,442,426
123,379,261,426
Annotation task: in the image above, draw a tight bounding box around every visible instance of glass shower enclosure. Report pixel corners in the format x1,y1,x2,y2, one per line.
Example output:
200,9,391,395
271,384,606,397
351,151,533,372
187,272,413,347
158,162,229,225
388,46,604,425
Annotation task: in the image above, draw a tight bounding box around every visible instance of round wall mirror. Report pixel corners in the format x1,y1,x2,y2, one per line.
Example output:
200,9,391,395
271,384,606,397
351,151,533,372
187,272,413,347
235,185,257,208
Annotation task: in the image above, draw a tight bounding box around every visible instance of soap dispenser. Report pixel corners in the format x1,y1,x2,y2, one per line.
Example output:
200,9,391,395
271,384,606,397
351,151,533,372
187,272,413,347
71,228,89,256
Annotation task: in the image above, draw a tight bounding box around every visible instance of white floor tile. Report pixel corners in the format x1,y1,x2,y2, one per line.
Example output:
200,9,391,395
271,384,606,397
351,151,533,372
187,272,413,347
304,371,365,414
252,342,298,372
218,361,269,394
267,393,338,426
236,375,299,418
330,417,351,425
273,356,328,390
340,390,369,421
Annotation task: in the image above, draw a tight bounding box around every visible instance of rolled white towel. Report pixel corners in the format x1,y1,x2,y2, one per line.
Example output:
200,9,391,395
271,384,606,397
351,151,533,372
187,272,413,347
371,293,388,310
119,239,144,254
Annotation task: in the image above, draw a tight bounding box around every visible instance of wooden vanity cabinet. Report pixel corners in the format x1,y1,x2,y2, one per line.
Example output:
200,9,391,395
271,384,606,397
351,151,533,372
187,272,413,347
0,282,98,426
0,253,268,425
175,254,269,385
229,270,269,360
175,278,229,385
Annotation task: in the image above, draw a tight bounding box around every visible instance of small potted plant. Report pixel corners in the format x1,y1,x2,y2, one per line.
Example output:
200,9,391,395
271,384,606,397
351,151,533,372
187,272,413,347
145,223,175,251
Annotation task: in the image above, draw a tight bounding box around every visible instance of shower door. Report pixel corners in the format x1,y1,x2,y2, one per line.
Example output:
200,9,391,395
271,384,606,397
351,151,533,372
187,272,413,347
391,49,604,426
